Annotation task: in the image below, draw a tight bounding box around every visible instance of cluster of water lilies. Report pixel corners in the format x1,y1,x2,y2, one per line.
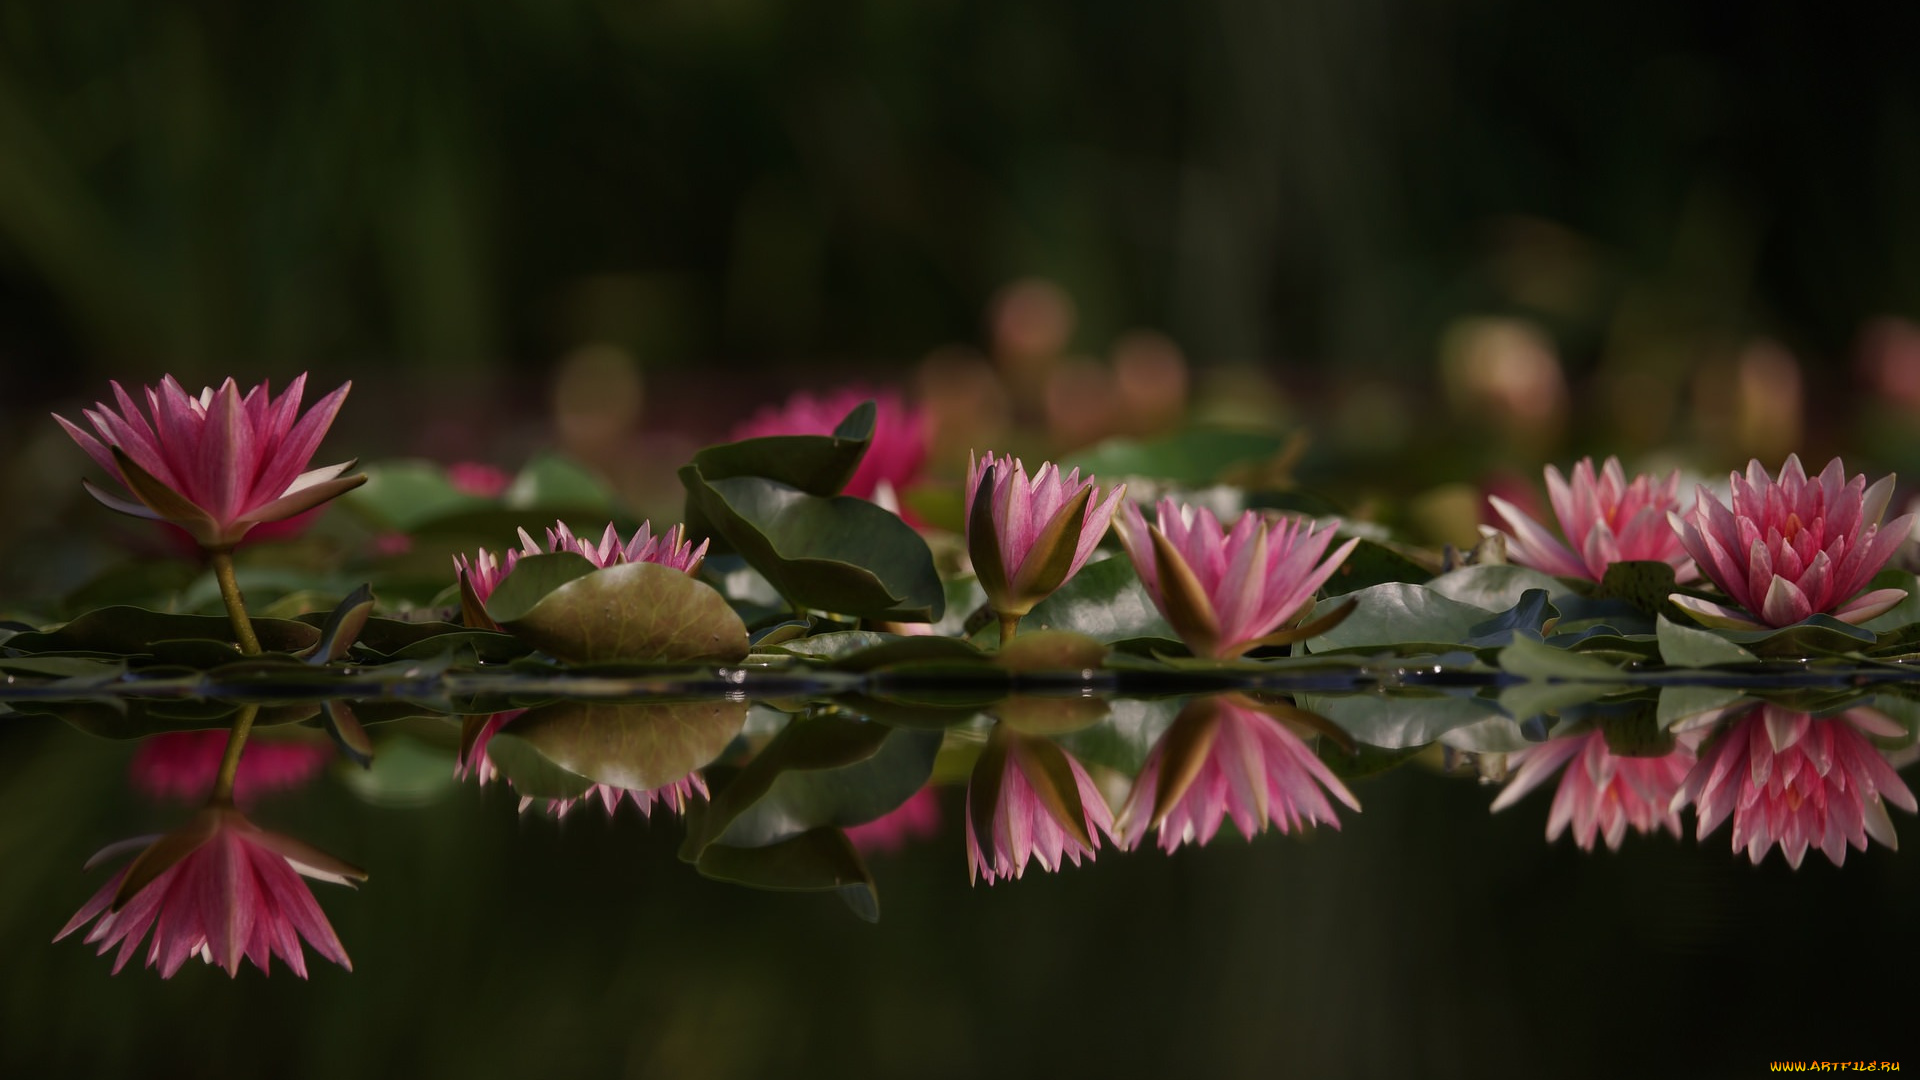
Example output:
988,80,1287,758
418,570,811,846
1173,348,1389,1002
36,372,1920,979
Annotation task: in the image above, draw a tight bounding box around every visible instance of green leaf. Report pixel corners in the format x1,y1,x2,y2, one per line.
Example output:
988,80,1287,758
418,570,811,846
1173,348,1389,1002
483,552,599,624
1497,635,1630,681
1655,615,1760,668
1302,582,1494,653
499,561,750,664
689,400,876,497
995,630,1110,671
694,829,879,922
1063,428,1293,486
498,699,748,790
1427,564,1572,610
344,460,491,531
301,583,375,665
1861,570,1920,633
5,607,320,656
1592,560,1683,614
1014,553,1177,644
503,453,620,512
1720,616,1878,659
682,470,944,622
1321,539,1435,597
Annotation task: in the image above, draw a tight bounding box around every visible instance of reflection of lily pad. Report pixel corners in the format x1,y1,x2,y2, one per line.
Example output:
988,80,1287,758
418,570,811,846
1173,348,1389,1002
690,716,941,851
693,828,879,922
501,699,748,791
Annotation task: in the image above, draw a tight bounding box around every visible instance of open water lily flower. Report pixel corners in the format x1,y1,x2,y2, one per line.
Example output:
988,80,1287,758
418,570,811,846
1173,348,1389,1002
55,374,363,550
1486,456,1697,582
57,806,364,978
1114,498,1358,660
1489,729,1697,851
1670,455,1914,629
966,452,1125,638
731,387,928,504
965,724,1114,884
1117,694,1358,853
1672,705,1917,868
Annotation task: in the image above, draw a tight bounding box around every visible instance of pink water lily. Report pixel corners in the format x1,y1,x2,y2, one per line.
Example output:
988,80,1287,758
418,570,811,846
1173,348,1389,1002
966,452,1126,638
131,731,332,808
55,374,363,550
1114,499,1358,660
1672,705,1916,868
454,519,708,622
57,806,364,978
732,387,928,504
965,724,1114,884
1486,456,1697,582
1489,729,1698,851
1116,694,1358,852
1670,455,1914,629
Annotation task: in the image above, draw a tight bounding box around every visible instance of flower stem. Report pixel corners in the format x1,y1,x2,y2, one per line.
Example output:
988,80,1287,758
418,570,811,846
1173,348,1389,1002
209,703,260,806
209,549,262,656
999,613,1021,644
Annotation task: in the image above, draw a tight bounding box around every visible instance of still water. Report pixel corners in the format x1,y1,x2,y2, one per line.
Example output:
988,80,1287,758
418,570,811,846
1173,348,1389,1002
3,680,1914,1079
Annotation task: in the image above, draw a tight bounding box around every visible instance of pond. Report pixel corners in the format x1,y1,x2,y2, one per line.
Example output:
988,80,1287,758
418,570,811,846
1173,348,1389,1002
6,377,1915,1077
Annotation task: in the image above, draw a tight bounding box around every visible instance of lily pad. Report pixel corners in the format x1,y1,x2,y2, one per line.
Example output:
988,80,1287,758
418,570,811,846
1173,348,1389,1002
5,607,320,657
497,560,750,664
1013,554,1177,644
1322,539,1435,596
682,470,943,622
1302,583,1494,654
688,400,876,497
1655,616,1760,668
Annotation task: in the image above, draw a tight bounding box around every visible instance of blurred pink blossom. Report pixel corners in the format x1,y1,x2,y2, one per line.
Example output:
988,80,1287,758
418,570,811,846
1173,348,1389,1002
846,787,943,855
131,731,332,808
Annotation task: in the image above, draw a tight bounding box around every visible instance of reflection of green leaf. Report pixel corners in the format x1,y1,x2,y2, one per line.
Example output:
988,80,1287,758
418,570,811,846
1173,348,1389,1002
682,470,943,622
500,561,750,664
1303,583,1492,653
483,731,597,800
692,717,940,851
500,699,747,790
1656,616,1760,667
694,829,879,923
18,699,316,739
1014,554,1177,644
1296,691,1499,748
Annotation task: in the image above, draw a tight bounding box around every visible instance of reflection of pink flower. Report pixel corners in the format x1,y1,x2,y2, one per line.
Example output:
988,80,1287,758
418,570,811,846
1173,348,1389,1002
966,453,1124,626
454,519,708,606
446,461,512,498
131,732,332,808
1114,499,1356,660
1672,705,1918,868
57,806,364,978
1487,457,1696,582
1117,695,1358,852
731,387,928,502
55,374,364,549
847,788,943,855
458,712,707,820
965,729,1113,884
1489,730,1697,850
1671,455,1914,629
